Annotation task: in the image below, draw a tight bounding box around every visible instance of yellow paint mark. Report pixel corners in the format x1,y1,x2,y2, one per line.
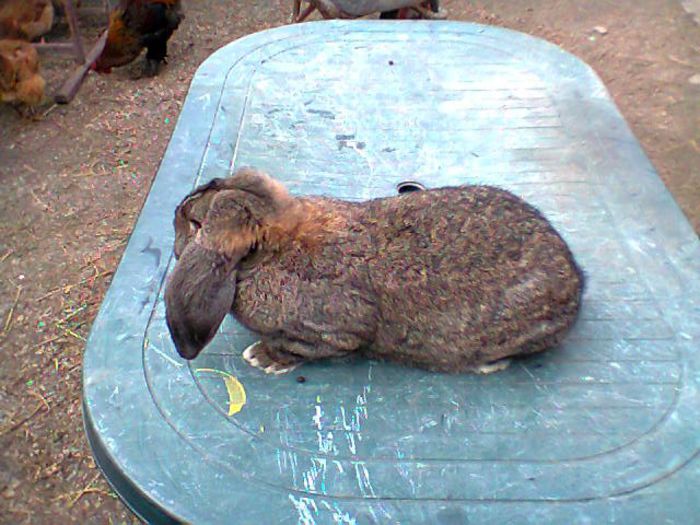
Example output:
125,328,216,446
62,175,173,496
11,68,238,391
195,368,247,416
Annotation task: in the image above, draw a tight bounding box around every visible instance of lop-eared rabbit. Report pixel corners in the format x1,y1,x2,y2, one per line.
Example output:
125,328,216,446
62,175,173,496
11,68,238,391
165,168,583,375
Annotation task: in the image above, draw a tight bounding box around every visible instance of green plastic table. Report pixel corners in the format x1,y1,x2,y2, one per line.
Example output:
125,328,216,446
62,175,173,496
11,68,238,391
82,21,700,524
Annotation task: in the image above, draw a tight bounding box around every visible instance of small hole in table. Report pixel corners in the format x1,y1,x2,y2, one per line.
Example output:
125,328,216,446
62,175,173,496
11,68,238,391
397,181,426,194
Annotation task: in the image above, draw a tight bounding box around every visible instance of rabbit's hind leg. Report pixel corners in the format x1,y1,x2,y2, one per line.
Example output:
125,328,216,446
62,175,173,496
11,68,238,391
242,340,303,375
469,358,512,375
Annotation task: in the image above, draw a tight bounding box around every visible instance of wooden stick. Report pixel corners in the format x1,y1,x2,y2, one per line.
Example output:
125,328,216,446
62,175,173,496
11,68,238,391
296,3,316,22
34,42,82,55
0,403,45,436
31,335,64,349
76,6,110,16
37,269,113,301
55,30,108,104
0,249,13,264
64,0,86,63
67,473,102,508
2,286,22,335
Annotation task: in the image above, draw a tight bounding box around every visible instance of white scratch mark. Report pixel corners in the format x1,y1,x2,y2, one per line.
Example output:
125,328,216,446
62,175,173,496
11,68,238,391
288,495,318,525
313,405,324,430
346,432,357,455
317,431,335,455
108,386,119,403
151,341,183,367
332,506,357,525
353,463,376,498
339,406,350,431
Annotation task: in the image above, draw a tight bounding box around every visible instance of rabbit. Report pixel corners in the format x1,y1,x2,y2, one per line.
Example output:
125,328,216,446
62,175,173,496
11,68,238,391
165,167,584,375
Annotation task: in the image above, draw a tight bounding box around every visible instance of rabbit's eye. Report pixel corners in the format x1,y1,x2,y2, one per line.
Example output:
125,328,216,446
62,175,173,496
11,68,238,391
190,219,202,232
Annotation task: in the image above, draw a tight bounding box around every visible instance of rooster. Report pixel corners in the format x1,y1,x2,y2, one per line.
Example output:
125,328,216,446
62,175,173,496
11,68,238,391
0,0,54,41
93,0,183,76
0,38,45,116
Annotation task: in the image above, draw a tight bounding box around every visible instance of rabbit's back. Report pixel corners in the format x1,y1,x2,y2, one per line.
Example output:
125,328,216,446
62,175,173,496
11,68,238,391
365,186,583,371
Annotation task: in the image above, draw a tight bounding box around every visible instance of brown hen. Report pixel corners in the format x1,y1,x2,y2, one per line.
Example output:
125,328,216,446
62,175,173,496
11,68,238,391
93,0,182,76
0,0,54,41
0,38,45,115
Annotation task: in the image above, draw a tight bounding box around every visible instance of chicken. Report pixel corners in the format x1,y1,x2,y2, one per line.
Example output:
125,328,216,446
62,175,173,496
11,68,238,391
93,0,183,76
0,39,46,115
0,0,54,41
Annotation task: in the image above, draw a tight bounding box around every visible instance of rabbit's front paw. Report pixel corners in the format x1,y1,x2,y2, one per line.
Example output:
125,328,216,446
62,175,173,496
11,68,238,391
470,358,512,375
242,341,302,375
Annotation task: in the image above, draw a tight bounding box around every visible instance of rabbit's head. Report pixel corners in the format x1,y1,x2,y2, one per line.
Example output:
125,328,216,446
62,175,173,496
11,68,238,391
165,168,293,360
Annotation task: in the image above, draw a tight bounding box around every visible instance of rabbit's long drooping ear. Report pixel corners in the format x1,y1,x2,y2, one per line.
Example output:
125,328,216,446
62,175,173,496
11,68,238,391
165,241,239,359
165,188,261,360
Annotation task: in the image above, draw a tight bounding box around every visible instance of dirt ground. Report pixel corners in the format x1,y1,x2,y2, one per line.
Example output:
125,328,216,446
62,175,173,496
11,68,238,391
0,0,698,523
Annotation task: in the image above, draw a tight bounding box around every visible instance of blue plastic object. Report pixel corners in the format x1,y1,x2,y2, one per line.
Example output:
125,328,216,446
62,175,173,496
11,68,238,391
82,21,700,523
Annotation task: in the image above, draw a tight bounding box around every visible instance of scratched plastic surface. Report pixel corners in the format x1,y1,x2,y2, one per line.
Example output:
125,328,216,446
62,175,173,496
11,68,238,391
82,21,700,524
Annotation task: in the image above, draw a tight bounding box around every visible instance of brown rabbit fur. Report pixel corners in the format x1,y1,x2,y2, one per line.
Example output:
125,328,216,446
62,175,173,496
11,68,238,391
165,167,584,374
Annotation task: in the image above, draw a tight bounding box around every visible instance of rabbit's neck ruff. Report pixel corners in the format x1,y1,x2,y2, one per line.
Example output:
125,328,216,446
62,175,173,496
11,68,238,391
252,199,326,249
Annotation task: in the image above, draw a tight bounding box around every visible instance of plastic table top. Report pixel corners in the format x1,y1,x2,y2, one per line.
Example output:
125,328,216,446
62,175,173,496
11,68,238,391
82,20,700,524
